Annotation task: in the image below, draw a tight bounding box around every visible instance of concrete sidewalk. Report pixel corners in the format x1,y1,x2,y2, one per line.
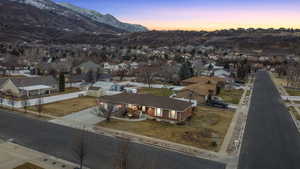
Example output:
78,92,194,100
0,141,84,169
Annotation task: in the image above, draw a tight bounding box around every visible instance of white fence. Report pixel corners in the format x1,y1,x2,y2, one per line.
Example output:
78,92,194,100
1,91,87,108
282,96,300,101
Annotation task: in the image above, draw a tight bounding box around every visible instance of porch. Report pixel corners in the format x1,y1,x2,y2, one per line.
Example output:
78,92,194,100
108,103,184,122
19,85,55,97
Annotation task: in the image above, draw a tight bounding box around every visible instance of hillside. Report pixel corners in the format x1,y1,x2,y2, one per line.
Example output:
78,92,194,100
0,0,125,42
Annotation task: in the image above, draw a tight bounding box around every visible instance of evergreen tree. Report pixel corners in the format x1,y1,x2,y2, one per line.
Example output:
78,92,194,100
59,72,65,92
179,61,194,80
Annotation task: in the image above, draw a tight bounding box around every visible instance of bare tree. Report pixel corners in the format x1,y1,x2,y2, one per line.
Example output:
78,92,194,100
72,129,89,169
114,139,130,169
117,69,127,81
21,96,30,113
161,65,179,85
138,66,157,88
98,103,114,122
114,139,158,169
0,93,3,108
36,96,44,116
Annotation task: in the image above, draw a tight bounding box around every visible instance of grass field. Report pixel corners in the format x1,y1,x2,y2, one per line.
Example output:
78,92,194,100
218,89,244,104
29,96,96,117
98,106,234,151
285,88,300,96
138,87,174,97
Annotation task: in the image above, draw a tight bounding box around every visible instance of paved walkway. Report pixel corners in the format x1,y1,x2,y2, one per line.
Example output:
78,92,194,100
0,141,83,169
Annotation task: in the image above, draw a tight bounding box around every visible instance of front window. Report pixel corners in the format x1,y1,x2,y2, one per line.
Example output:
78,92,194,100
169,110,177,119
155,108,162,117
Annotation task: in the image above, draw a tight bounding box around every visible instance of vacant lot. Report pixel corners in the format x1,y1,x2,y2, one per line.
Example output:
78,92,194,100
98,106,234,151
29,96,96,117
285,88,300,96
138,87,173,97
273,73,288,87
218,89,244,104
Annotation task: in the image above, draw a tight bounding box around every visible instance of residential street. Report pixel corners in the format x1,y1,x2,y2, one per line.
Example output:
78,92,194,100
0,110,225,169
238,71,300,169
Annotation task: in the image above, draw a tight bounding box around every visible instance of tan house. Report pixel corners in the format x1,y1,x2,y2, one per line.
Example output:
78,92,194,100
99,93,194,123
0,76,58,97
176,83,217,104
73,61,102,74
87,86,103,97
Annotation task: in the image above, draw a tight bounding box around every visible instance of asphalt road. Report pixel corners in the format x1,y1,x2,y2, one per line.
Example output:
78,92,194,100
238,71,300,169
0,110,225,169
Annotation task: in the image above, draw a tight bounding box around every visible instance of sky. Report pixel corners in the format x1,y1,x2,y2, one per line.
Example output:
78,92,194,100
54,0,300,31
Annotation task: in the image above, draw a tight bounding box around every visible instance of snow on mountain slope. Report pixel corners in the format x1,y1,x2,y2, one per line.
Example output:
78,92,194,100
9,0,148,32
58,2,148,32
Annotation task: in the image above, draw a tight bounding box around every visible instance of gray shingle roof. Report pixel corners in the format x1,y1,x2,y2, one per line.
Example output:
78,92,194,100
0,76,57,88
100,93,193,112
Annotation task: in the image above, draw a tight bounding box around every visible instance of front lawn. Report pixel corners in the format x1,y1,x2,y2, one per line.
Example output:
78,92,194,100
98,106,234,151
138,87,173,97
288,106,300,120
29,96,96,117
285,88,300,96
218,89,244,104
14,163,44,169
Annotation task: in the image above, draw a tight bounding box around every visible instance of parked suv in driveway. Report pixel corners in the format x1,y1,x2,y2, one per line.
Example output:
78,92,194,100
206,99,228,108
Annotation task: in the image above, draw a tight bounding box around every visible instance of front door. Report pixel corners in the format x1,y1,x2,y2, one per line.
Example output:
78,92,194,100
163,109,169,119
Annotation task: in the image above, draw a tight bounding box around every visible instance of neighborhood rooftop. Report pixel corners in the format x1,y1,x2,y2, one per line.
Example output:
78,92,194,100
0,76,56,87
99,93,193,112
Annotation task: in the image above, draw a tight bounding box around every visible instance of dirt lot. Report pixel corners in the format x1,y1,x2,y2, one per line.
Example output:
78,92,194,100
98,106,234,151
218,89,244,104
138,87,173,97
29,96,96,117
285,88,300,96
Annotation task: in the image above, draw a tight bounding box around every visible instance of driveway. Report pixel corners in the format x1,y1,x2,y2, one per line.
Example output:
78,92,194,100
50,107,105,129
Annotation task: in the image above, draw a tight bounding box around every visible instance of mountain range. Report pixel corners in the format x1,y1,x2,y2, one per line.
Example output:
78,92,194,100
0,0,147,43
58,2,147,32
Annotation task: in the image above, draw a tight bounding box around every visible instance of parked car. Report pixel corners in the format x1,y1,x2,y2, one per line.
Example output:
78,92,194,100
235,80,246,85
206,99,228,108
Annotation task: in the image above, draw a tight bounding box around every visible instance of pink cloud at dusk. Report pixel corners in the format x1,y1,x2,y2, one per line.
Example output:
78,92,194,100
120,7,300,31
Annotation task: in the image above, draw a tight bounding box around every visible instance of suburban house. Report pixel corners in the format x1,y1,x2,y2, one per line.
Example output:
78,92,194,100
0,62,29,75
0,76,58,97
181,76,225,86
98,93,194,123
87,86,103,97
65,74,86,87
176,83,217,104
73,61,102,74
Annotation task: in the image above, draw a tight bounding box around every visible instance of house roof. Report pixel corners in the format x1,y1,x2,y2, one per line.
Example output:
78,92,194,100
99,93,193,112
68,74,86,83
177,83,216,97
19,85,53,91
181,76,225,85
75,61,101,70
89,86,102,91
0,76,57,88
